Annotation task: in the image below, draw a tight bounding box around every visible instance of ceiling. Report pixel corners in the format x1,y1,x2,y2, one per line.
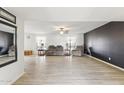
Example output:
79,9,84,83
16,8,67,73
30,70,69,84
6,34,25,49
5,7,124,34
24,21,108,34
5,7,124,21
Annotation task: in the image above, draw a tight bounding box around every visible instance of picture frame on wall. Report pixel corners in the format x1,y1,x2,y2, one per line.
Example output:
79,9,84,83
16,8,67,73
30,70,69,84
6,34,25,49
0,7,16,24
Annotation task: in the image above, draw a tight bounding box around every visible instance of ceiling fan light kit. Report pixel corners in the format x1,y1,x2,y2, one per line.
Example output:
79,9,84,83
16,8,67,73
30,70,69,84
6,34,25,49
55,26,70,35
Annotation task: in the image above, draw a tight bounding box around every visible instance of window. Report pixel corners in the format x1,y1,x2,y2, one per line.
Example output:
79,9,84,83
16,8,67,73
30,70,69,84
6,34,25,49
36,36,46,50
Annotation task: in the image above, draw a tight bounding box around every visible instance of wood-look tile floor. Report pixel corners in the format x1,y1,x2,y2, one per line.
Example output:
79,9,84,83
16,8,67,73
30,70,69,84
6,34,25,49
14,56,124,85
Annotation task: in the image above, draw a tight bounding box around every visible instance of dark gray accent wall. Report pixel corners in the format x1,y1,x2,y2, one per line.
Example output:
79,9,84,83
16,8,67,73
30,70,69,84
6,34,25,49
84,22,124,68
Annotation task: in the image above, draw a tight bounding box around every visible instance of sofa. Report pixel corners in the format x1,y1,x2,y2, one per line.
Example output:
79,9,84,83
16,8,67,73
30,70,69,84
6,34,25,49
46,45,56,56
56,45,64,56
46,45,64,56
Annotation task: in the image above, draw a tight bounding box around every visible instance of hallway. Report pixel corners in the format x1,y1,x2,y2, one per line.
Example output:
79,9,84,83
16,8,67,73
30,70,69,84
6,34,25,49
14,56,124,85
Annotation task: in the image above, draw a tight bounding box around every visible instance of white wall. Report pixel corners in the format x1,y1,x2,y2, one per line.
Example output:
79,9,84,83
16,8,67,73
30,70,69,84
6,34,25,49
0,17,24,84
24,33,36,51
24,33,84,52
45,34,84,48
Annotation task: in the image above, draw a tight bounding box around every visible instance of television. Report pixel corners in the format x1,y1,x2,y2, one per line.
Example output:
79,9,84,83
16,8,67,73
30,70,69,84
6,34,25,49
0,20,17,67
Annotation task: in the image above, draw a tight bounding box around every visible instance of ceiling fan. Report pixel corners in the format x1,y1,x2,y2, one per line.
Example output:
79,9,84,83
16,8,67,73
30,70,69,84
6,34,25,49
55,26,70,35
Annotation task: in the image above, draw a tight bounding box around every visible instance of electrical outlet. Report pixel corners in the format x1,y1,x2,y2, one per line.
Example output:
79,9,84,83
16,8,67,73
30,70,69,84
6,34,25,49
109,57,111,61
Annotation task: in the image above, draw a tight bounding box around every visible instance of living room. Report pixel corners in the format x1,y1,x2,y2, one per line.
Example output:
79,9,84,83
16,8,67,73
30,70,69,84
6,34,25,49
1,7,124,86
24,21,84,56
2,0,124,93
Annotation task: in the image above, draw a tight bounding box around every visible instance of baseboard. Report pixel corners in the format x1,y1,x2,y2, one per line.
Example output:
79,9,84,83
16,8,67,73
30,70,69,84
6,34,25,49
86,54,124,72
8,72,25,85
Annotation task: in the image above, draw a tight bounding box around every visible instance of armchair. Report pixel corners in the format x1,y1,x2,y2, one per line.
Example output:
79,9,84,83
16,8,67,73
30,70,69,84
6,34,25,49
72,46,84,56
